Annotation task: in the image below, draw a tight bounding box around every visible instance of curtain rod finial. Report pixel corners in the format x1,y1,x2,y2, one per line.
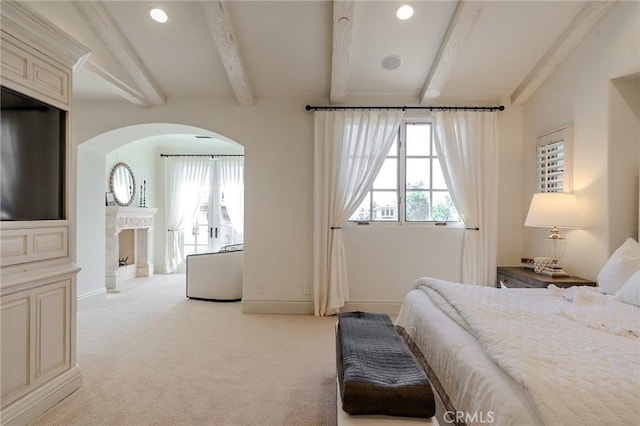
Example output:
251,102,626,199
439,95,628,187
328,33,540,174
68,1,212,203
305,105,312,111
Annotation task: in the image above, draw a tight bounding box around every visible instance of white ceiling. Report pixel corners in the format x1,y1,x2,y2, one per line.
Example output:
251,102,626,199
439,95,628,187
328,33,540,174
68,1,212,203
24,0,614,108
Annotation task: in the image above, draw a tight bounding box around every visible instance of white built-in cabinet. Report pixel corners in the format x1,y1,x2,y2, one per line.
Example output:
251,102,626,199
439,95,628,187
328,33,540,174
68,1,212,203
0,2,89,425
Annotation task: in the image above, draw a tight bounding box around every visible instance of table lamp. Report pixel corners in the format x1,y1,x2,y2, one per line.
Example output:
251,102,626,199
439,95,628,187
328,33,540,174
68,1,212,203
524,192,581,277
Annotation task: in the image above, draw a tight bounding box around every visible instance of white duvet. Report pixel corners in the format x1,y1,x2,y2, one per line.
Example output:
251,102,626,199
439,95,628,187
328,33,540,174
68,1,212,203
413,277,640,426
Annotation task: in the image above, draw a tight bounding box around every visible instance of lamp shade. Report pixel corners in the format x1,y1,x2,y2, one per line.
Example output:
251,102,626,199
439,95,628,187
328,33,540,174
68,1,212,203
524,193,581,228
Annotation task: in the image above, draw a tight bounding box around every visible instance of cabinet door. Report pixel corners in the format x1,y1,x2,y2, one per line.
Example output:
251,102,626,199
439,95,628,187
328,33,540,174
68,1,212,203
35,280,71,383
1,279,71,408
1,294,32,406
0,34,70,109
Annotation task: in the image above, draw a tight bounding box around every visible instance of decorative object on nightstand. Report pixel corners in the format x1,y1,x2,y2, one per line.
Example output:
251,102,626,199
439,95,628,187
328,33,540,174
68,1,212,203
524,192,581,277
497,267,596,289
533,256,553,273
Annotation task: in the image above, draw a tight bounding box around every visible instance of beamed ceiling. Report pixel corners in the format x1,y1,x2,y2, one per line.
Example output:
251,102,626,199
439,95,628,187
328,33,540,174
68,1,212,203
20,1,616,108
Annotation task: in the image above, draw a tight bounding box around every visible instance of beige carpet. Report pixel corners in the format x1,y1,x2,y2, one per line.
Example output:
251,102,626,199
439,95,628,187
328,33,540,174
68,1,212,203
32,275,338,426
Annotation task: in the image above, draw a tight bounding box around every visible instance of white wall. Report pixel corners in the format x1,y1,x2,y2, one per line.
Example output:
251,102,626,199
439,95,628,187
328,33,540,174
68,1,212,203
72,95,525,314
343,225,464,312
608,77,640,249
522,1,640,281
32,0,640,315
76,146,107,308
497,102,525,267
72,98,317,312
344,103,525,310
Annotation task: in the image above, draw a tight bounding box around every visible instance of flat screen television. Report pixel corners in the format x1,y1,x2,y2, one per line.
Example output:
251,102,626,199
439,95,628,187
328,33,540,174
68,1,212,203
1,86,66,221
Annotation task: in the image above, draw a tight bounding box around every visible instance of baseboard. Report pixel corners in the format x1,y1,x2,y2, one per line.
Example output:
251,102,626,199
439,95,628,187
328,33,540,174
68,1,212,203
1,365,82,426
341,301,403,316
241,299,314,314
241,300,403,316
77,287,107,310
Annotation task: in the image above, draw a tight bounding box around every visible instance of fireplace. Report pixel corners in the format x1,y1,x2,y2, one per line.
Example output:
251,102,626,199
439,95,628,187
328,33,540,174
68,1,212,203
106,206,158,292
119,229,134,265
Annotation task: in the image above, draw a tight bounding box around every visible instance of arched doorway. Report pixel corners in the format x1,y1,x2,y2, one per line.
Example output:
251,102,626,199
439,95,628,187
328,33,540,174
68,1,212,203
75,123,244,307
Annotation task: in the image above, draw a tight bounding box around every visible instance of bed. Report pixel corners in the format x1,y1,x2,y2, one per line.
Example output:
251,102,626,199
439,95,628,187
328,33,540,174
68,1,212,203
395,276,640,426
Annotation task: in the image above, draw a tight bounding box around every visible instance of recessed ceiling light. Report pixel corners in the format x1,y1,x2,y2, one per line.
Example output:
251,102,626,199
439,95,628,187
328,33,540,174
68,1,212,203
396,4,414,20
149,8,168,23
381,55,402,70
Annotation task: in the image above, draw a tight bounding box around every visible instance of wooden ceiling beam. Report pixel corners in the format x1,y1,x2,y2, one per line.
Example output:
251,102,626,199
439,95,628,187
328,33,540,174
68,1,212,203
201,1,254,106
74,1,165,106
330,0,355,104
511,0,616,105
81,61,150,107
420,1,484,104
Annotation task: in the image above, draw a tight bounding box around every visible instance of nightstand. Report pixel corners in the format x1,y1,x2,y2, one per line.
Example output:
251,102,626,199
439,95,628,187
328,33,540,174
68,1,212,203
497,266,596,289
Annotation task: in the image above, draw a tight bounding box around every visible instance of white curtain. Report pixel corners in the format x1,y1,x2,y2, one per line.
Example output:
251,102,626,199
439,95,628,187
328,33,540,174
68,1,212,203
313,109,404,316
219,157,244,236
433,110,499,285
164,158,210,273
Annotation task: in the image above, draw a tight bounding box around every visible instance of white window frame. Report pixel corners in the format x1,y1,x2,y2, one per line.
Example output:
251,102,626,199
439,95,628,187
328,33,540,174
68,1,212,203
349,119,460,226
536,125,573,193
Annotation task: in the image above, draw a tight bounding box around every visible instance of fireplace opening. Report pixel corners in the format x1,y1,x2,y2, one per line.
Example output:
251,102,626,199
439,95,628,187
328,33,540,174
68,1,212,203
119,229,135,267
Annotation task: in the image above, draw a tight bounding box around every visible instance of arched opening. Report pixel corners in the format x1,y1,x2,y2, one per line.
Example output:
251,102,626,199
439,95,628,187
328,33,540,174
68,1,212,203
75,123,244,307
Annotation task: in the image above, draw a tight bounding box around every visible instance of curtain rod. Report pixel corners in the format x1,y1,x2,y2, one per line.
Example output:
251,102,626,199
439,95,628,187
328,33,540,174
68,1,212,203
160,154,244,158
305,104,504,112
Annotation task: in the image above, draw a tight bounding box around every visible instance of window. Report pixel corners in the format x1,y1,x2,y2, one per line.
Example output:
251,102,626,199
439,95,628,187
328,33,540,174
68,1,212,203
536,126,572,193
183,185,210,256
349,121,459,223
182,162,243,257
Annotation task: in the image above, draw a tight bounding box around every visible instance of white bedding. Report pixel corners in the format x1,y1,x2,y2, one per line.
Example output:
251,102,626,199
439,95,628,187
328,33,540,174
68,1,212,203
396,277,640,426
396,288,542,426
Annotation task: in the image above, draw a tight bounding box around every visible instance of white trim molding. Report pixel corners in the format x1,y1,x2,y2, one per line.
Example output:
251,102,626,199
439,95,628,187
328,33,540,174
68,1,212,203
241,300,314,315
0,365,82,426
241,299,403,316
0,1,90,71
76,287,107,310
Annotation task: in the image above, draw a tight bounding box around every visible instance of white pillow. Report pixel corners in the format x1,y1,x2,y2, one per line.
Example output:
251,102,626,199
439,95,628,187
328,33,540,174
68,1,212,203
597,238,640,295
614,270,640,307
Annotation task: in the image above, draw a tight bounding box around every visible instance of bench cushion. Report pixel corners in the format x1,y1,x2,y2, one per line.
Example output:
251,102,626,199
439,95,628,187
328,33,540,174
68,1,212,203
336,311,435,418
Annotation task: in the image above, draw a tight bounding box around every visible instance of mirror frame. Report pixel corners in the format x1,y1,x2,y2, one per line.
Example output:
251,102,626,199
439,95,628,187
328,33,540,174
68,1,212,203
109,162,136,207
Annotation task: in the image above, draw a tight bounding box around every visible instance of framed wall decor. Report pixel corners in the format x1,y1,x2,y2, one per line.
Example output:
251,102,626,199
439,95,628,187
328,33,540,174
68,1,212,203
105,192,116,206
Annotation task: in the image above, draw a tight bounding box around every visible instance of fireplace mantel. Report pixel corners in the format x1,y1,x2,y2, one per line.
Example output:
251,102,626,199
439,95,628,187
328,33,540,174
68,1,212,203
106,207,158,292
106,206,158,229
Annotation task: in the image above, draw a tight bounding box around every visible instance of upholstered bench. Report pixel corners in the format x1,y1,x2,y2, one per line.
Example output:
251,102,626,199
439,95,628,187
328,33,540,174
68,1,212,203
336,312,436,422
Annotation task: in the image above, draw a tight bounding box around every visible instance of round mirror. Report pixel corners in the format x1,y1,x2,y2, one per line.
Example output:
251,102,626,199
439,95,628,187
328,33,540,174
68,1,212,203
109,162,136,206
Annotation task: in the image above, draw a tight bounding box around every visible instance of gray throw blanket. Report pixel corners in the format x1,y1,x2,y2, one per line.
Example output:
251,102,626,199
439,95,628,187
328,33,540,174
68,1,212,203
336,311,435,418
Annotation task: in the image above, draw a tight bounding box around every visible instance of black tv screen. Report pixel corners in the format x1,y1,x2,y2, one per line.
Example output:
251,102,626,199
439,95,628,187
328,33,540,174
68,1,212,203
1,86,65,220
